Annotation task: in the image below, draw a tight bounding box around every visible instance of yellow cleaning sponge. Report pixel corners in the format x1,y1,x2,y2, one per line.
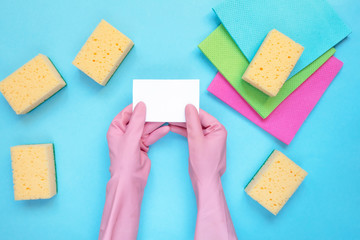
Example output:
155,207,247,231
242,29,304,97
0,54,66,114
245,150,307,215
11,144,57,200
73,19,134,86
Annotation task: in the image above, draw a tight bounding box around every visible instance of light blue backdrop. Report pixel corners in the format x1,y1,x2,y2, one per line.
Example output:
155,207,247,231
0,0,359,239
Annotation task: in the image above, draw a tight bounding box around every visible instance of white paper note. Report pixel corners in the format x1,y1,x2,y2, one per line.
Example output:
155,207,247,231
133,79,200,122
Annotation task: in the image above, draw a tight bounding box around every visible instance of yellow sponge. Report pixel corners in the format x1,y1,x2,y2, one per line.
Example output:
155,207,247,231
0,54,66,114
73,19,134,86
11,144,57,200
245,150,307,215
242,29,304,97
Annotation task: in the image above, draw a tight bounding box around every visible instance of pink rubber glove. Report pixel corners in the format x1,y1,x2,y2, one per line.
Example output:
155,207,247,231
99,102,170,240
170,105,237,240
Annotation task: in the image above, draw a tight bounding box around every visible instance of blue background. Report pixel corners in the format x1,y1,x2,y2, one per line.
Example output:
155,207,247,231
0,0,359,239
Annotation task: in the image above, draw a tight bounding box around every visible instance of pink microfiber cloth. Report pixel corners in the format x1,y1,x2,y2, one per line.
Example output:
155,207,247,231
207,56,343,144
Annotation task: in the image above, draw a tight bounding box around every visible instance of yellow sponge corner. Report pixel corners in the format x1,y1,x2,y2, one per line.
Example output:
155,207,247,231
73,19,134,86
11,144,57,200
245,150,307,215
242,29,304,97
0,54,66,114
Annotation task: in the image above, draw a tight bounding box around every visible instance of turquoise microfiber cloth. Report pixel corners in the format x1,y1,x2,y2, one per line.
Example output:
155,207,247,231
213,0,351,78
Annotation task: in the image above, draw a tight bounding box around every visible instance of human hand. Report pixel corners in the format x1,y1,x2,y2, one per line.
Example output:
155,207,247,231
169,104,227,187
106,102,170,182
169,105,237,240
100,102,170,240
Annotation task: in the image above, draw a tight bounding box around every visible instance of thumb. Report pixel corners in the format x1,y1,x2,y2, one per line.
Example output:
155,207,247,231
126,102,146,139
185,104,203,139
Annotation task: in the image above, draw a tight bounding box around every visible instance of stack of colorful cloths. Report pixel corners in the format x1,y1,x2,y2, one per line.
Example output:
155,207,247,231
199,0,351,144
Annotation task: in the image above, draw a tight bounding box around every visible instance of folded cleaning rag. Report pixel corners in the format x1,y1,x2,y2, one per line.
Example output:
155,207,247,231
213,0,350,78
199,24,335,118
207,56,343,144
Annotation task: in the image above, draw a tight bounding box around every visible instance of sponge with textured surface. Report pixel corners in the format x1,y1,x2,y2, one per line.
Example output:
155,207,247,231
11,144,57,200
0,54,66,114
242,30,304,97
73,19,134,86
245,150,307,215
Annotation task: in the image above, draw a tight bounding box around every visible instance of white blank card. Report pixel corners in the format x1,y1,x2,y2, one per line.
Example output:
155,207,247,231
133,79,199,122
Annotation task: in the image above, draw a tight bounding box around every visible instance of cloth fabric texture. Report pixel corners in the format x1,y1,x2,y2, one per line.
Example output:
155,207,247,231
213,0,351,78
207,56,343,144
199,24,336,118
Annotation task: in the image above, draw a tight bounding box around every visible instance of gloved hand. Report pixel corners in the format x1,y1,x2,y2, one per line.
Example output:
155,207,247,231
170,105,237,240
99,102,170,240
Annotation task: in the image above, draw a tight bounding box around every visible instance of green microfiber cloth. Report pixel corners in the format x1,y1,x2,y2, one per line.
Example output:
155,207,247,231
198,24,336,118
